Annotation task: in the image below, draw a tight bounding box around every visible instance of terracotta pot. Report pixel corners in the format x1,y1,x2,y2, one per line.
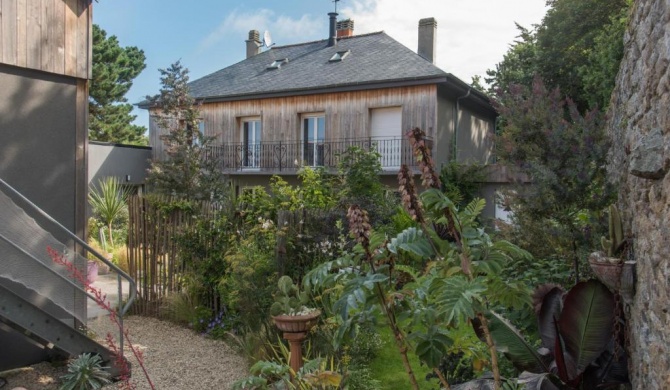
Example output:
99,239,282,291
588,252,622,292
272,310,321,333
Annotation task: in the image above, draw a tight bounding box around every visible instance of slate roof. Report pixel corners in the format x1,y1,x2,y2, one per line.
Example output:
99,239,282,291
187,31,449,101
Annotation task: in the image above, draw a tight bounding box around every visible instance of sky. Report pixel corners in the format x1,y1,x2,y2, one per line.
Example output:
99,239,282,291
94,0,548,129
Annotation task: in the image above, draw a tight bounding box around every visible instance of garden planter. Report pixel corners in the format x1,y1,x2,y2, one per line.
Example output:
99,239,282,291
272,310,321,375
588,252,622,292
272,310,321,333
87,260,99,284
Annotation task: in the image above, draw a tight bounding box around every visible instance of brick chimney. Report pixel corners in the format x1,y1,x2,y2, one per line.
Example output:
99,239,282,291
246,30,262,58
336,19,354,38
417,18,437,64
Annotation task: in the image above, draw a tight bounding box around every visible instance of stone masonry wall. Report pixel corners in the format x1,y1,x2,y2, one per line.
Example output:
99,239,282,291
606,0,670,388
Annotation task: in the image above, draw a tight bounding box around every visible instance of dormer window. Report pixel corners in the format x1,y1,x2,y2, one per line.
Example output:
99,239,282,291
267,58,289,69
329,50,350,62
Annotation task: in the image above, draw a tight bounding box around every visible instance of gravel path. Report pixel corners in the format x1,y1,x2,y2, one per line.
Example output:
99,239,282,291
1,316,249,390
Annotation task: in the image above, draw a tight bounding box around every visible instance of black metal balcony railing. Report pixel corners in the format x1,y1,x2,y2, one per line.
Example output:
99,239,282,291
207,136,433,173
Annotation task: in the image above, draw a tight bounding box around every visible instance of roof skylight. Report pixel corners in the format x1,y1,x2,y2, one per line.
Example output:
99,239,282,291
267,58,289,70
329,50,351,62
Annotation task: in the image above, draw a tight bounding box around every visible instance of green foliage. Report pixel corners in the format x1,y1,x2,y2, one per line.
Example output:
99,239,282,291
60,353,111,390
485,0,630,112
89,25,147,145
299,167,337,209
232,358,342,390
578,1,632,110
220,220,278,332
495,77,613,218
494,77,614,280
485,23,539,96
336,146,396,228
306,188,532,388
484,280,628,389
337,146,384,202
270,275,314,316
159,290,212,332
535,0,629,110
439,161,487,208
145,61,227,201
88,176,132,250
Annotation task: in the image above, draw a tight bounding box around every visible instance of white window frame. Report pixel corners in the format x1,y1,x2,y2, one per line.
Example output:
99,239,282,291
302,114,326,167
240,117,262,169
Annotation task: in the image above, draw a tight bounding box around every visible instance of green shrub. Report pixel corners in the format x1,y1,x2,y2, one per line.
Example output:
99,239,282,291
346,367,382,390
60,353,111,390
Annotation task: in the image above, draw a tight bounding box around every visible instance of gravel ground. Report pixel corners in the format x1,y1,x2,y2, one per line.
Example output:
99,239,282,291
0,316,249,390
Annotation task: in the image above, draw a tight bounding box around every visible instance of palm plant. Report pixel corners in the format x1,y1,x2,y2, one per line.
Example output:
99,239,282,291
88,176,132,249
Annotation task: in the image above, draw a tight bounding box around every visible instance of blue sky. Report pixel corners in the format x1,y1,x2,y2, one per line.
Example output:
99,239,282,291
94,0,548,129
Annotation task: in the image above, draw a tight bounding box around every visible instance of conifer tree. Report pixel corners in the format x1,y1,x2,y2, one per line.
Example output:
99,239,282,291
145,61,227,201
89,25,147,145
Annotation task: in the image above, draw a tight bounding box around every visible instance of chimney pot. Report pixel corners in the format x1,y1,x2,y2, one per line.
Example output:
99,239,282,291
336,19,354,38
418,18,437,64
328,12,338,47
246,29,262,58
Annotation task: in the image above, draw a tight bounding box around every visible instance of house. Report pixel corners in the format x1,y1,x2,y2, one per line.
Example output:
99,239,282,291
0,1,131,375
144,14,508,218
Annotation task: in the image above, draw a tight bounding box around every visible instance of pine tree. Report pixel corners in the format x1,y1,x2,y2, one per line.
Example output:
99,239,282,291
145,61,227,201
89,25,147,145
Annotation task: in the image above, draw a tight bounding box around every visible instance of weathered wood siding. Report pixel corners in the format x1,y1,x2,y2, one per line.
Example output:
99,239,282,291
150,85,438,159
0,0,92,79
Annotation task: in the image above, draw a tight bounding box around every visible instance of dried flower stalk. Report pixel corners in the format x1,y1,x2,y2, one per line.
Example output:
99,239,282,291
398,165,425,224
407,127,440,189
48,246,155,390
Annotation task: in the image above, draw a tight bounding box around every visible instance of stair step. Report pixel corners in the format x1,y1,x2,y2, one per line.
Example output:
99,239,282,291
0,284,127,378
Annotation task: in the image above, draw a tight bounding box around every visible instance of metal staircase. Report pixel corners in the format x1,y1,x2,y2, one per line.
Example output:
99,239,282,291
0,178,136,378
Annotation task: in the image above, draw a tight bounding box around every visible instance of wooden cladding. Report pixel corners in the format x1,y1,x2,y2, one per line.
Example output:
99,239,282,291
150,85,438,160
0,0,92,79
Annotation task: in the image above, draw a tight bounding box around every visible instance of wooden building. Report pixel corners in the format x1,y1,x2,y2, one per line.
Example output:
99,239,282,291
0,0,91,238
143,15,508,218
0,0,93,371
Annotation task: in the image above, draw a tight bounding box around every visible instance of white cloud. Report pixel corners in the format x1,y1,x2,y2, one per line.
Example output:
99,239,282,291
197,9,322,54
339,0,547,83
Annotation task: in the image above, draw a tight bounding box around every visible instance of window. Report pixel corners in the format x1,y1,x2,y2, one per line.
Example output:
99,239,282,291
241,119,262,168
267,58,289,70
370,107,402,169
303,115,325,166
329,50,351,62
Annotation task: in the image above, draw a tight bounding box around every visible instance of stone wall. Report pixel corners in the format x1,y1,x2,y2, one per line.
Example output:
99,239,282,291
606,0,670,388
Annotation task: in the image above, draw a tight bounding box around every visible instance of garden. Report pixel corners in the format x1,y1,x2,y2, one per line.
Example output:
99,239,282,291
68,43,632,388
72,124,630,390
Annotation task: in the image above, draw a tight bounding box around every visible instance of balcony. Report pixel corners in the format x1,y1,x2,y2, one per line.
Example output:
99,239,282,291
207,137,432,174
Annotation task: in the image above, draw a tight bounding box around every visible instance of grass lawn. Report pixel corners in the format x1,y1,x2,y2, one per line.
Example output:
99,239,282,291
369,326,440,390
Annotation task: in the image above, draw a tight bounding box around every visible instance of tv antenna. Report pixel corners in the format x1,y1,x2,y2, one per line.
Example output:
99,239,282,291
263,30,275,48
333,0,340,13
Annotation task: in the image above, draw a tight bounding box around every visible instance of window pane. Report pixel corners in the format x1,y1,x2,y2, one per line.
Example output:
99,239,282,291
317,117,325,141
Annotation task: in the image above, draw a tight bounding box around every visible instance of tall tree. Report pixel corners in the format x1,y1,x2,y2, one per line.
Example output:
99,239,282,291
495,77,615,282
486,0,630,111
145,61,227,201
89,24,147,145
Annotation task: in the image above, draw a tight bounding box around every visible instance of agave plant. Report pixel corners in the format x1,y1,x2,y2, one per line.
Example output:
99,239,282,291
476,280,628,389
60,353,111,390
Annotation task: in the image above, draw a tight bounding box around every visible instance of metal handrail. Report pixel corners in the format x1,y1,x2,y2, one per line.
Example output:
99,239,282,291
0,177,136,350
208,136,433,172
